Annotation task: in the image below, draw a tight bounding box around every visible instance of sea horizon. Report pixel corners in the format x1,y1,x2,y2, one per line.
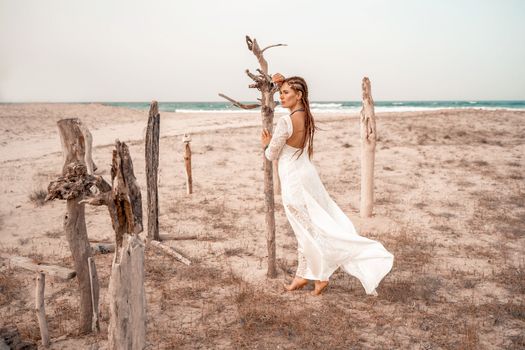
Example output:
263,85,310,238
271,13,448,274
2,100,525,113
104,100,525,113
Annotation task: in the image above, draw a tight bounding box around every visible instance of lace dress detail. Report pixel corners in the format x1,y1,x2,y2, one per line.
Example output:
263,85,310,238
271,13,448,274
264,115,292,161
266,114,394,294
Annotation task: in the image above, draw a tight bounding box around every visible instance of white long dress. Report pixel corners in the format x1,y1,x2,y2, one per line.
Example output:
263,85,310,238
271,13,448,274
265,114,394,295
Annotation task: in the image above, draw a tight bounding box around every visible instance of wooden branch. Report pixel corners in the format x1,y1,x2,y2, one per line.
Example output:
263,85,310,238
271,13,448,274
87,257,100,333
35,273,50,348
159,233,197,241
257,69,272,85
245,36,268,74
261,43,287,53
10,256,76,280
149,241,191,266
218,93,260,110
245,69,263,83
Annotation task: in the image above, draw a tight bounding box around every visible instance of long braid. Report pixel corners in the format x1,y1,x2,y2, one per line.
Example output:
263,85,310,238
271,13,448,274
284,76,317,159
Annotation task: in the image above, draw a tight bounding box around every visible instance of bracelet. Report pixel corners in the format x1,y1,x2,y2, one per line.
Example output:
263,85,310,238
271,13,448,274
264,145,269,151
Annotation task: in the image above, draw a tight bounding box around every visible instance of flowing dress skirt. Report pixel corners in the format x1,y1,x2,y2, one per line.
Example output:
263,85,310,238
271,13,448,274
278,144,394,294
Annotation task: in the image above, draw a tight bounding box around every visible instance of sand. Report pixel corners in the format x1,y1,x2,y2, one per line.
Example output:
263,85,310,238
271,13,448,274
0,103,523,349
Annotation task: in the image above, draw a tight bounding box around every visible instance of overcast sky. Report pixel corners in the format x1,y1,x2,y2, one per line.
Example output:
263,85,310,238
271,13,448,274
1,0,524,102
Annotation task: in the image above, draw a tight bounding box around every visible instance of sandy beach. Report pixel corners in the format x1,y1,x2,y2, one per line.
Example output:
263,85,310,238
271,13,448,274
0,103,523,349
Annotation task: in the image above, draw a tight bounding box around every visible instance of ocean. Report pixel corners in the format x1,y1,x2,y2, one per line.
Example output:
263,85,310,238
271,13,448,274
104,101,525,114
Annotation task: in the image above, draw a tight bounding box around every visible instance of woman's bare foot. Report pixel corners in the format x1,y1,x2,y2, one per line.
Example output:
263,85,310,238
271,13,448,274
284,277,308,291
311,280,329,296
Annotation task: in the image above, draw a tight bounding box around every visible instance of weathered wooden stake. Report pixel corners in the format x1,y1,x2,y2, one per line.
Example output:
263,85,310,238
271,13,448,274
35,273,49,348
87,257,99,332
146,101,160,241
359,77,377,218
9,256,76,280
150,240,191,266
183,134,193,194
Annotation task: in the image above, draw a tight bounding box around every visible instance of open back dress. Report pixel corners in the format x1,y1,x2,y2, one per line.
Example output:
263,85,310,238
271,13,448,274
265,114,394,295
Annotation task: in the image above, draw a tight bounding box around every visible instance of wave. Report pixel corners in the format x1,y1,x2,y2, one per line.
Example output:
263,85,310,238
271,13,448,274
104,101,525,114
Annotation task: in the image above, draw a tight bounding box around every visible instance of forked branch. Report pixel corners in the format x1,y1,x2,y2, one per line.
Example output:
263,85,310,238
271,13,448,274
218,93,261,110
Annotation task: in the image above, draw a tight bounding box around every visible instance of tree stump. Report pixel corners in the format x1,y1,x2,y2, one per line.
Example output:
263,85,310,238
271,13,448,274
108,235,145,350
359,77,377,218
145,101,160,241
47,119,100,334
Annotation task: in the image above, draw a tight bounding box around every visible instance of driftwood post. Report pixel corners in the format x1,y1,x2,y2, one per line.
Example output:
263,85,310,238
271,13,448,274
146,101,160,241
47,118,99,334
183,134,192,194
35,273,49,347
87,257,99,332
219,36,285,278
81,140,145,350
359,77,377,218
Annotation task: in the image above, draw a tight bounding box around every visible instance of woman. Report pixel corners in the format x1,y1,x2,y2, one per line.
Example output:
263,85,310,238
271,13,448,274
261,74,394,296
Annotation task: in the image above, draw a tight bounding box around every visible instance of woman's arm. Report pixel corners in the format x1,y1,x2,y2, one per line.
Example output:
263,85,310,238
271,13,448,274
262,117,291,161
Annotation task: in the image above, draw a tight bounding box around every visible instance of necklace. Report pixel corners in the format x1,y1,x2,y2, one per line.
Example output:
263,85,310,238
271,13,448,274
290,108,305,116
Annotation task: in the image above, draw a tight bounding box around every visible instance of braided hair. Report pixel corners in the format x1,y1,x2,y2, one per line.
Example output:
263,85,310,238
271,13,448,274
283,76,316,159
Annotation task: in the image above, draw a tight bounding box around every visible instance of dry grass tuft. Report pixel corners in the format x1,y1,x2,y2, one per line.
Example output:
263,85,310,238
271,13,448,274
495,265,525,294
49,298,78,335
469,190,525,238
29,188,47,207
384,229,433,269
380,276,442,304
0,267,21,306
44,229,62,239
223,247,245,257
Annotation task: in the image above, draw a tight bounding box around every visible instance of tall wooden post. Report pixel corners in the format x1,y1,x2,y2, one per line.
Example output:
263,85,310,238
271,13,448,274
248,37,282,278
145,101,160,241
182,134,193,195
218,36,285,278
55,119,99,334
359,77,377,218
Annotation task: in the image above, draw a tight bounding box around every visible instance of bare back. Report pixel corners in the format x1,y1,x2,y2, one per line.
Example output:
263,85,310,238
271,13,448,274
286,111,306,148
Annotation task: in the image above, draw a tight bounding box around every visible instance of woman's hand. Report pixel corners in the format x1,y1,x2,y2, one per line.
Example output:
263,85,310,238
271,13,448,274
261,128,271,148
272,73,285,87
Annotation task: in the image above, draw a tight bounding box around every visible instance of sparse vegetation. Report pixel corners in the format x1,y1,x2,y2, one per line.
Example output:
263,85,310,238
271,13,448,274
1,108,523,349
29,188,47,206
